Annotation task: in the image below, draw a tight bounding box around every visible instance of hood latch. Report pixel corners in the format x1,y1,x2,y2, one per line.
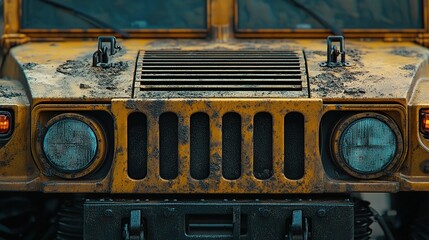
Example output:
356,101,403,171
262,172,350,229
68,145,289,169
320,36,351,68
92,36,121,68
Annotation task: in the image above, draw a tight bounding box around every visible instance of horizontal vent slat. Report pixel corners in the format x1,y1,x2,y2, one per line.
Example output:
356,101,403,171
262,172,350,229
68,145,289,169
136,50,305,92
138,85,302,90
144,56,299,59
141,62,301,66
143,59,299,62
140,69,301,73
139,81,302,85
144,50,297,54
140,74,303,78
138,78,301,83
140,66,301,69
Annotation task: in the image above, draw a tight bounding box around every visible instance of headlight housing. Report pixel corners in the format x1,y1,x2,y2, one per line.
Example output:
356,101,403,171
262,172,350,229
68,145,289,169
39,113,106,178
331,113,403,179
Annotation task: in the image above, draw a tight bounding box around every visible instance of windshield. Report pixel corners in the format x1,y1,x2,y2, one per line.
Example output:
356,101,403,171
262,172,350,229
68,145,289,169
237,0,424,30
21,0,207,30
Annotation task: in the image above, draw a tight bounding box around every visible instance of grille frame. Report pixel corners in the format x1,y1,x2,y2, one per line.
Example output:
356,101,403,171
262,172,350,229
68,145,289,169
112,98,323,194
133,50,307,94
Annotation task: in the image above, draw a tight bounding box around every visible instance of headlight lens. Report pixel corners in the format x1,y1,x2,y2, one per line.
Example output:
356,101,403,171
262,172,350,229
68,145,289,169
340,118,396,173
43,118,98,172
332,113,403,178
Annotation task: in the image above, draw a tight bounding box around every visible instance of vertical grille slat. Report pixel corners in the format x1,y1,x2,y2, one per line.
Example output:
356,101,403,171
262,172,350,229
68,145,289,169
190,113,210,180
127,113,147,180
159,112,179,180
284,113,305,180
222,113,242,180
135,50,305,91
253,113,273,180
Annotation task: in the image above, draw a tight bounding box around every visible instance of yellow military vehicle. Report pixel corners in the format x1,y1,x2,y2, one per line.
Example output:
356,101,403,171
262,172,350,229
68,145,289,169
0,0,428,239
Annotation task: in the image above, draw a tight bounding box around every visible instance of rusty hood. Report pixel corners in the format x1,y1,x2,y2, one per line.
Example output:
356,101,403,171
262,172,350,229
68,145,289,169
8,39,429,103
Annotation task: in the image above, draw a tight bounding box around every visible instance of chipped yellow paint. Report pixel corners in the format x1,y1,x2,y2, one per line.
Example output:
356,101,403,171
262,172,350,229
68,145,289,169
5,39,428,104
0,80,36,182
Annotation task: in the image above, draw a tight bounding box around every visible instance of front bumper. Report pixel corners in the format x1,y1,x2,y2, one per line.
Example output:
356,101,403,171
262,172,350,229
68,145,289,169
84,198,354,240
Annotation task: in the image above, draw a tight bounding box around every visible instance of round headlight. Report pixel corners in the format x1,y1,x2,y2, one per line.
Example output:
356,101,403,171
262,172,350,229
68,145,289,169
40,113,106,178
332,113,403,179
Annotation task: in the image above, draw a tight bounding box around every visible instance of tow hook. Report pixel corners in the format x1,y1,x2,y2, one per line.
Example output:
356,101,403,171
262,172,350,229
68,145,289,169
286,210,310,240
122,210,145,240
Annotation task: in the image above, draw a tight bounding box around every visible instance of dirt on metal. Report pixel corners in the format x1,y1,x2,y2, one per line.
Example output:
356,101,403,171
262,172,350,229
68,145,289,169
0,85,22,99
22,62,38,70
56,60,129,91
390,47,424,58
311,69,368,97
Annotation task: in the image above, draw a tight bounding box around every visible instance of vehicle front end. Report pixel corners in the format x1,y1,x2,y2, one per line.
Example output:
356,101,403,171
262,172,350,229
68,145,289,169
1,0,429,239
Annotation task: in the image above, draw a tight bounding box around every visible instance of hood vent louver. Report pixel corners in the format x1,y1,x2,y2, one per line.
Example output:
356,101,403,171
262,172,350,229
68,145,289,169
134,50,306,92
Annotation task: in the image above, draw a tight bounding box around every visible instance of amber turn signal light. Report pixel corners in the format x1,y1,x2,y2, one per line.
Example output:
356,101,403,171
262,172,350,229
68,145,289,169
421,109,429,138
0,112,11,135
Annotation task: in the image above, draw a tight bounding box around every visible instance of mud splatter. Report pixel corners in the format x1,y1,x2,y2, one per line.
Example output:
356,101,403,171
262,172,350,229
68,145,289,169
56,60,87,76
56,60,129,91
402,64,416,71
311,69,368,97
312,73,343,96
79,83,91,89
347,48,363,64
390,48,423,58
307,48,363,66
22,62,37,70
344,88,366,95
0,86,22,98
308,50,325,56
401,64,416,77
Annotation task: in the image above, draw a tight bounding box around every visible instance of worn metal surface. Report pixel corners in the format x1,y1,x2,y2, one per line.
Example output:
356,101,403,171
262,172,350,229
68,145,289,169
0,80,36,183
0,99,405,193
1,40,429,193
84,199,354,240
0,0,429,194
111,98,324,194
7,39,429,103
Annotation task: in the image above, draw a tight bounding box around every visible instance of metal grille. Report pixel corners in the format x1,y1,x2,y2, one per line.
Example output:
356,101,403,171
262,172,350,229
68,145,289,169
134,50,305,91
116,99,326,193
125,101,309,194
